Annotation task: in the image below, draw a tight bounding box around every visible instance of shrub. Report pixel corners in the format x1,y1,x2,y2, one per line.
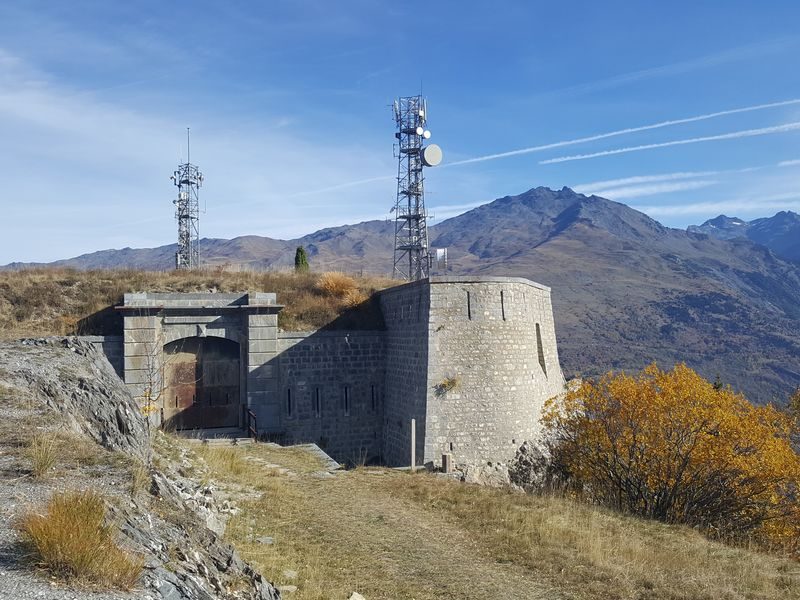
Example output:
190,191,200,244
27,434,56,478
343,288,368,308
434,376,460,397
543,363,800,552
316,272,357,298
17,490,143,588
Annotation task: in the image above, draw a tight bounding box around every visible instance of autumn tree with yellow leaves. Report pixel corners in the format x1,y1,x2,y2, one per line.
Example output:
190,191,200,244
544,364,800,553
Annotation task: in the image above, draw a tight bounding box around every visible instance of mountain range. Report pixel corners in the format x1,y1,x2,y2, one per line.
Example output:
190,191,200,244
6,187,800,405
687,211,800,262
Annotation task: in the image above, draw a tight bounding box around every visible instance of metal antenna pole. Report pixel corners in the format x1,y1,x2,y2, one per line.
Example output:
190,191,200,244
391,95,442,281
171,129,203,270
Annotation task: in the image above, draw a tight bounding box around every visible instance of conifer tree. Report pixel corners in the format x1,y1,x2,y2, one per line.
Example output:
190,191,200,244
294,246,309,273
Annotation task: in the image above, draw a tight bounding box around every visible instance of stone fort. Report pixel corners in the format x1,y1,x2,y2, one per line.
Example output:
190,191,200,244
92,276,565,467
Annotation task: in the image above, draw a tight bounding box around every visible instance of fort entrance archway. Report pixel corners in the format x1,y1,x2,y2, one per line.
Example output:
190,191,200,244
120,292,282,433
162,336,241,430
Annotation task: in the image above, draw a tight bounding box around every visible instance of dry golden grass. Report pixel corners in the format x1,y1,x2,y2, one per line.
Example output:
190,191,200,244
194,445,248,477
16,427,137,479
129,460,150,498
389,475,800,599
343,288,369,308
17,490,143,589
183,440,800,600
0,267,395,338
26,434,56,478
316,271,357,297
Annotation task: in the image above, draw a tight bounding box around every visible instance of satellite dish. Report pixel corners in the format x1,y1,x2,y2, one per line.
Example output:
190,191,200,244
421,144,443,167
423,130,431,139
416,126,424,136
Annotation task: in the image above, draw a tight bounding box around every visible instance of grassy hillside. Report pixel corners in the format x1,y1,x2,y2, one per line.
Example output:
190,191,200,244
0,268,395,339
185,441,800,600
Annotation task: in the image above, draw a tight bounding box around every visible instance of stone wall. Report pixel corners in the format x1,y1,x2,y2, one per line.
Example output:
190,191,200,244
245,304,280,434
275,331,385,462
378,281,431,466
423,277,565,465
100,277,565,468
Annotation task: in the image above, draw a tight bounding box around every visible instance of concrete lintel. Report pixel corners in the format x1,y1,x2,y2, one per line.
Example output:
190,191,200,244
162,315,240,325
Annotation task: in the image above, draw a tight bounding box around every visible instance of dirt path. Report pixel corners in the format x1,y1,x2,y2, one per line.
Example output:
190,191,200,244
209,444,568,600
290,470,565,600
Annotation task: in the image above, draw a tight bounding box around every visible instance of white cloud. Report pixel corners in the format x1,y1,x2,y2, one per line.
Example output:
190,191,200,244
0,48,395,262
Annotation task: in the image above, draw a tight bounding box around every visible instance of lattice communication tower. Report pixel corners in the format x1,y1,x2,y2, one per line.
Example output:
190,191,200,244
392,95,443,280
171,128,203,270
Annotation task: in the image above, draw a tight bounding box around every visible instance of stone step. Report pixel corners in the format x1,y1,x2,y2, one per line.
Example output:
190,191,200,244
183,436,255,446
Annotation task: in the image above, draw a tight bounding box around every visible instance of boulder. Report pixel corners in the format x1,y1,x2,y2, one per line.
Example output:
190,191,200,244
508,440,552,492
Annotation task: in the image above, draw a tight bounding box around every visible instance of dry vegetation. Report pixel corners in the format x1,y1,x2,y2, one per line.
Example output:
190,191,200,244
0,267,396,339
545,364,800,555
26,434,56,479
186,440,800,600
16,490,143,589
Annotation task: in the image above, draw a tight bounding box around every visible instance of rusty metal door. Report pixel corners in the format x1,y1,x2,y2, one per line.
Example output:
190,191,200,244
162,337,240,430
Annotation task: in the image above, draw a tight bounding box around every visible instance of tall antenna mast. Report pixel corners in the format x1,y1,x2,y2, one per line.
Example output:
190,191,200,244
171,128,203,270
392,95,443,281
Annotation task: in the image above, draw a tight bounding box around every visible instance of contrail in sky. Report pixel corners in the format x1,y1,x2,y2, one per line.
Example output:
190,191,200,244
446,98,800,167
286,99,800,197
540,121,800,164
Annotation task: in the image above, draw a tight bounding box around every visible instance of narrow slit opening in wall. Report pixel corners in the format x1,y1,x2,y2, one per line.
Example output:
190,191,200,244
500,290,506,321
286,388,293,417
536,323,547,376
466,291,471,320
343,385,350,416
313,387,321,418
370,385,376,412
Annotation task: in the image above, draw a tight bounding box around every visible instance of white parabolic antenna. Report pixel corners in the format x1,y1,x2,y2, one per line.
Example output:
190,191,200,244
421,144,443,167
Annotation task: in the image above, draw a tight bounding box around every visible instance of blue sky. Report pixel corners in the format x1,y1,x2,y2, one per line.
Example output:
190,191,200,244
2,1,800,263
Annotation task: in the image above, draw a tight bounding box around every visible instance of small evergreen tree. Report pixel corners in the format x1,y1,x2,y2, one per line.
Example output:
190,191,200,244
294,246,309,273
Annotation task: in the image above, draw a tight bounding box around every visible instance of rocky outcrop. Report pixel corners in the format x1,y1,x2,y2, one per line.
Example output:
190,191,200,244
460,462,516,489
0,337,280,600
117,475,278,600
14,337,151,462
508,440,552,492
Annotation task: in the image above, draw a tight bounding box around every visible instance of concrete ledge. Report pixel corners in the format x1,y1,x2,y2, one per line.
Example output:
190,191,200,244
377,276,551,298
277,330,385,340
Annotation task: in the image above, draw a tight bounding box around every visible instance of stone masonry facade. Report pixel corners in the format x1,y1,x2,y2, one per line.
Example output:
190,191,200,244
97,277,565,467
